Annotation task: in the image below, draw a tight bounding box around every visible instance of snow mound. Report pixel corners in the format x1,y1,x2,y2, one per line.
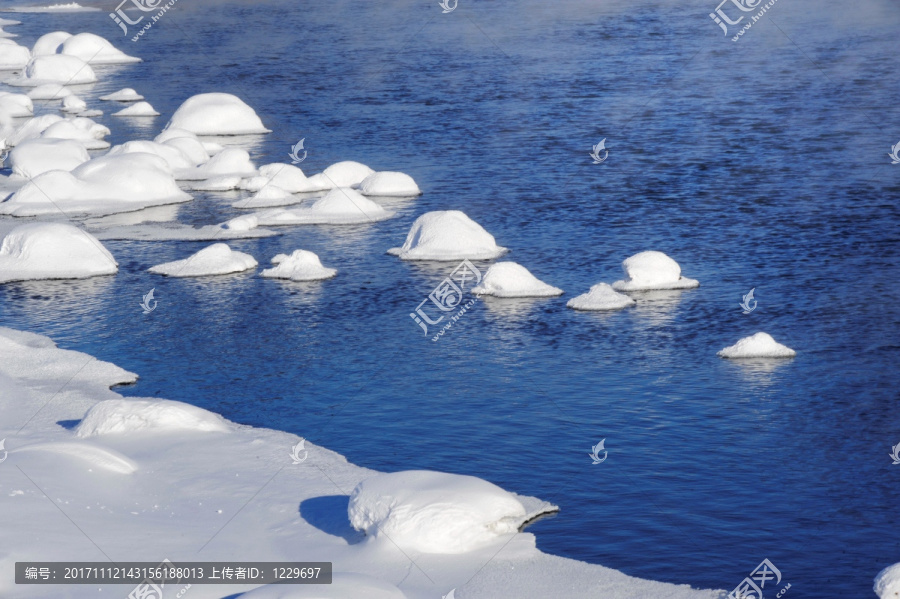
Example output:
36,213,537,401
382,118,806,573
39,117,110,150
99,87,143,101
253,163,318,193
148,243,257,277
0,39,30,69
238,573,407,599
567,283,635,311
875,563,900,599
165,93,270,135
59,94,85,113
0,153,191,216
31,30,70,56
0,91,33,116
106,140,194,170
472,262,562,298
26,83,71,100
91,216,277,241
190,175,242,191
59,32,140,64
307,160,374,189
388,210,507,261
717,332,796,359
162,136,209,166
9,138,89,178
255,188,393,225
348,470,540,554
112,101,158,116
612,251,699,291
261,250,336,281
8,54,97,86
357,171,421,196
75,398,230,437
0,223,116,283
177,147,256,180
12,442,137,474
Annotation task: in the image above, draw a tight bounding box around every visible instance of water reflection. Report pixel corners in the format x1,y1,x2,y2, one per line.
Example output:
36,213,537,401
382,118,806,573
628,289,689,328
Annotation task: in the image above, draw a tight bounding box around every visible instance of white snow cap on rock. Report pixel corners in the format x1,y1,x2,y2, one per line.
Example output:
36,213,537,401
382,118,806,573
59,94,85,113
612,250,699,291
9,138,89,178
148,243,257,277
472,262,562,297
567,283,635,311
717,332,796,359
0,223,116,283
112,101,158,116
255,187,393,225
307,160,375,190
106,140,196,170
234,183,293,208
388,210,507,261
59,32,140,64
875,563,900,599
31,30,70,56
252,162,318,193
237,573,407,599
0,91,34,116
26,83,71,100
190,175,242,191
261,250,336,281
99,87,143,101
75,399,230,437
0,39,31,69
39,116,111,149
349,470,540,554
357,171,421,196
165,93,270,135
176,147,256,180
8,54,97,86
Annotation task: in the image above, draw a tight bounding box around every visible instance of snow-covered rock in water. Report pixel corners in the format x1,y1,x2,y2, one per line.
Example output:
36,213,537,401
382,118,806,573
154,127,197,144
221,214,258,231
58,32,140,64
237,573,407,599
3,113,62,146
8,54,97,86
875,563,900,599
233,183,294,208
0,222,116,283
253,162,318,193
176,147,256,180
162,136,209,165
148,243,257,277
112,101,159,117
189,175,242,191
349,470,552,554
717,332,796,359
307,160,374,189
106,140,194,170
99,87,143,101
0,153,191,216
567,283,635,311
165,93,270,135
75,399,229,437
0,39,30,69
31,30,70,56
255,187,393,225
0,91,33,117
388,210,507,261
472,262,562,298
261,250,336,281
611,250,699,291
39,116,110,149
9,138,89,178
26,83,71,100
357,171,421,196
59,94,85,113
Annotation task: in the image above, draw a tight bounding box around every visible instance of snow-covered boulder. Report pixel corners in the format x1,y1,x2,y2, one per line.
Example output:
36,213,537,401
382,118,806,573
8,54,97,86
31,30,70,56
112,101,158,117
717,332,796,359
307,160,374,189
75,399,229,437
9,138,89,178
38,117,110,149
26,83,71,100
875,563,900,599
261,250,336,281
0,39,30,69
162,136,209,166
234,183,293,208
106,140,195,170
567,283,635,311
254,188,393,225
253,163,318,193
237,573,407,599
388,210,507,261
165,93,270,135
59,94,86,114
190,175,242,191
357,171,421,196
611,251,699,291
0,91,33,117
99,87,143,101
472,262,562,297
221,214,258,231
148,243,257,277
0,223,116,283
59,32,140,64
176,147,256,180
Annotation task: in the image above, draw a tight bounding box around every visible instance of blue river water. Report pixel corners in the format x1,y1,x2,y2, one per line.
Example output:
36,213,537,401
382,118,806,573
0,0,898,596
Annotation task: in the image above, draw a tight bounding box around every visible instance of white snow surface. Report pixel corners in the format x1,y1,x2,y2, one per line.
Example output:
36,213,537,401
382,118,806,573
98,87,143,101
111,101,158,116
388,210,507,261
357,171,421,196
0,91,34,116
717,332,796,359
567,283,636,311
233,183,295,208
471,262,562,298
0,39,30,69
75,399,230,437
148,242,257,277
254,187,393,225
7,54,97,86
176,147,257,180
189,175,243,191
9,137,89,177
261,249,337,281
307,160,375,189
875,563,900,599
612,251,699,291
90,216,278,241
0,222,116,283
165,92,270,135
106,139,196,170
59,93,85,113
251,162,319,192
30,30,70,56
26,82,71,99
58,32,140,64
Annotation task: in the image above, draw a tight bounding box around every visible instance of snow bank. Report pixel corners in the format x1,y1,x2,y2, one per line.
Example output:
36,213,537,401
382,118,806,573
261,250,336,281
307,160,374,189
99,87,143,101
0,153,191,216
75,398,230,437
148,243,257,277
31,30,69,56
388,210,507,261
26,82,71,100
567,283,635,311
9,138,89,178
7,54,97,86
357,171,421,196
59,32,140,64
0,222,116,283
177,147,256,180
717,332,796,359
875,563,900,599
612,251,699,291
111,101,158,116
165,93,270,135
238,573,407,599
0,39,30,69
0,91,33,116
255,188,393,225
472,262,562,297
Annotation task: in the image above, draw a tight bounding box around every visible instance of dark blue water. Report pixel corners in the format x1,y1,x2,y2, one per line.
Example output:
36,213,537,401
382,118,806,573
0,0,898,596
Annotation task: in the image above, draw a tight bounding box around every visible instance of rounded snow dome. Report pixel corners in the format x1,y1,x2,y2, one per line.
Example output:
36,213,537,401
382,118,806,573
612,250,699,291
165,93,271,135
20,55,97,85
59,32,140,64
472,261,562,297
0,223,117,283
31,31,72,56
388,210,507,261
567,282,635,311
875,563,900,599
717,332,796,359
75,399,230,437
357,171,421,196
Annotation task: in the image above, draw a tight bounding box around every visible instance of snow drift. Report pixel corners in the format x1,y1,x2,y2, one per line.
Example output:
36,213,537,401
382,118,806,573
148,243,257,277
9,137,89,178
388,210,507,260
0,222,116,283
75,398,230,437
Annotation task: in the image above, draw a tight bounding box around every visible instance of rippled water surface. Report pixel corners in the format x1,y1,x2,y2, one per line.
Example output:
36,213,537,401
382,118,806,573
0,0,898,596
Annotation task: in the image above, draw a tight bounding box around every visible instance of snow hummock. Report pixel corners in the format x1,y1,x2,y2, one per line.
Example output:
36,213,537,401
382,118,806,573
472,262,562,297
176,147,256,180
261,250,336,281
238,573,407,599
26,83,71,100
0,91,34,116
106,140,195,170
112,101,159,116
611,251,699,291
255,187,393,225
75,399,230,437
59,94,85,113
567,283,636,311
307,160,375,189
717,332,796,359
388,210,507,261
247,162,319,193
148,243,257,277
0,222,116,283
0,39,30,69
7,54,97,86
875,563,900,599
233,183,294,208
99,87,144,101
58,32,140,64
31,30,70,56
165,93,270,135
38,116,111,150
357,171,421,196
9,137,89,178
190,175,242,191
